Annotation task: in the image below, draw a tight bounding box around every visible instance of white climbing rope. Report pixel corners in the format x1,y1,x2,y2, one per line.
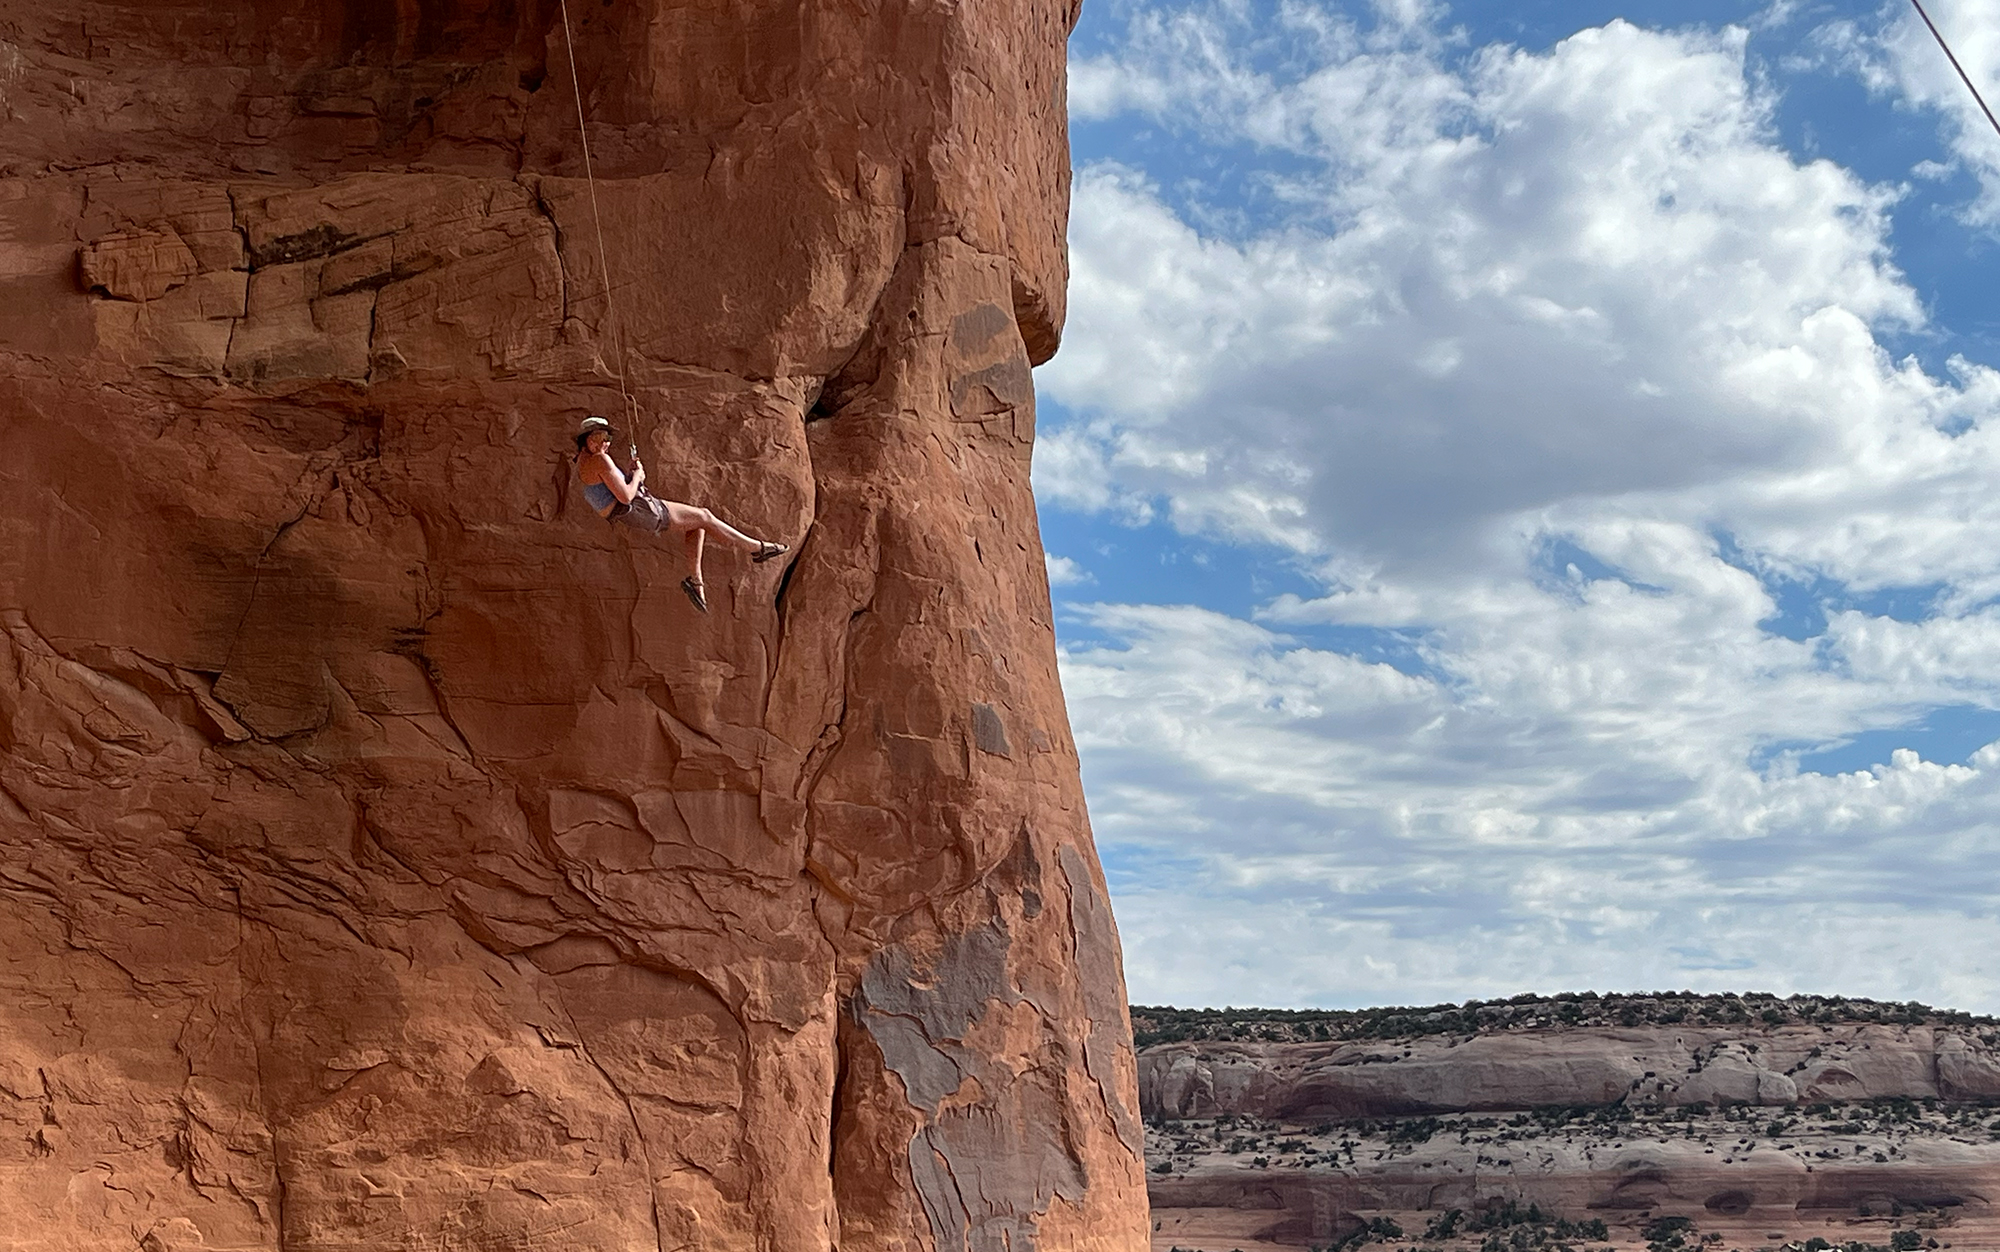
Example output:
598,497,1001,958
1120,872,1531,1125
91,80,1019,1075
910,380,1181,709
556,0,642,448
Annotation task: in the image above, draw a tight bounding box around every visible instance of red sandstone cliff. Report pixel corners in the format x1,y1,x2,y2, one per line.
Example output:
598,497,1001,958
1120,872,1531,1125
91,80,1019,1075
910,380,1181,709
0,4,1147,1250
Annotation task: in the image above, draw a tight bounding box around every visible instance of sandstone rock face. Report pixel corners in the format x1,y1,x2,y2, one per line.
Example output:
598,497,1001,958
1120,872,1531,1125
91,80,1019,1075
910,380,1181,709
0,4,1146,1251
1139,1025,2000,1122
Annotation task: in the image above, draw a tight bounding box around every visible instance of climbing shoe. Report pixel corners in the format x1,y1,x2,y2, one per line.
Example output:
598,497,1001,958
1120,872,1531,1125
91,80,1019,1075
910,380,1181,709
681,577,708,613
753,541,790,564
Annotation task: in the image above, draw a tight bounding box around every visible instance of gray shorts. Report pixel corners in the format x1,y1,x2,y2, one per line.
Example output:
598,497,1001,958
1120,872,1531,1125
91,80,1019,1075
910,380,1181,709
609,491,670,534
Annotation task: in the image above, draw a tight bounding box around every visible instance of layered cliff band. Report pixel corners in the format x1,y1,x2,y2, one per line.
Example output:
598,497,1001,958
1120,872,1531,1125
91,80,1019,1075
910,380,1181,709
572,415,789,612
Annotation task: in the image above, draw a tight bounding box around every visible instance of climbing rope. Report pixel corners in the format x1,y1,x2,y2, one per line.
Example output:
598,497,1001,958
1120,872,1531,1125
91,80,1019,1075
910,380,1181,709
556,0,643,453
1910,0,2000,144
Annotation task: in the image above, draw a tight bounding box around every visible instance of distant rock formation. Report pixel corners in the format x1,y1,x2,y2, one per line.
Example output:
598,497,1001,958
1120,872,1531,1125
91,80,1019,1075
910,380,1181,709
1140,1024,2000,1121
0,3,1147,1250
1138,1012,2000,1250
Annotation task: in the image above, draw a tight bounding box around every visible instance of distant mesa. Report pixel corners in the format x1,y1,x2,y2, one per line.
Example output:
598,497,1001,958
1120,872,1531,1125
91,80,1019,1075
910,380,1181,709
1139,993,2000,1251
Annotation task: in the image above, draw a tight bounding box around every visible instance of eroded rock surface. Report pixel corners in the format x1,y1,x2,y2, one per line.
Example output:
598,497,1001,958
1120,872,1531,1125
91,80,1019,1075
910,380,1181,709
1139,1025,2000,1123
1139,1026,2000,1251
0,3,1146,1250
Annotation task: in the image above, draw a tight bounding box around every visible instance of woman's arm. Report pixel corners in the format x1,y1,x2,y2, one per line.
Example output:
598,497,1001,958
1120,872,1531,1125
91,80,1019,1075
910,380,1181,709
586,451,644,504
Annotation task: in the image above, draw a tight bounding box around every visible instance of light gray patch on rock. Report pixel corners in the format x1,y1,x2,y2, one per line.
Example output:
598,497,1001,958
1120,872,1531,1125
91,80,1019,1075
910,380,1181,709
997,824,1043,920
865,1011,966,1112
949,302,1012,355
909,1128,971,1251
971,702,1012,758
949,357,1034,420
1060,843,1145,1159
857,922,1016,1100
852,918,1089,1251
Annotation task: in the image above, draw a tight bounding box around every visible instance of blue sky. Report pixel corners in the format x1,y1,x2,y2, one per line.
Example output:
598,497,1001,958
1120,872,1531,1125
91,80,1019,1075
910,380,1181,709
1034,0,2000,1012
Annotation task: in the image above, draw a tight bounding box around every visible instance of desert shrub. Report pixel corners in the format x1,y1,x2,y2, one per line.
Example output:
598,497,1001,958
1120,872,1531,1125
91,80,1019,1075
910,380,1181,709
1128,994,1997,1048
1448,1200,1610,1250
1642,1215,1695,1251
1314,1216,1406,1252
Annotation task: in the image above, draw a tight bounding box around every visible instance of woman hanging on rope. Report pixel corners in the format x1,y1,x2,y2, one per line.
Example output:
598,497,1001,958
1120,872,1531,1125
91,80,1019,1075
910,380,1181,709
574,415,789,613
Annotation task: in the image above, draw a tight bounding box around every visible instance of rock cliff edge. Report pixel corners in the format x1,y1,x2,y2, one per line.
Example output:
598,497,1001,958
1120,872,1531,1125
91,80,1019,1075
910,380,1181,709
0,3,1147,1250
1135,1002,2000,1250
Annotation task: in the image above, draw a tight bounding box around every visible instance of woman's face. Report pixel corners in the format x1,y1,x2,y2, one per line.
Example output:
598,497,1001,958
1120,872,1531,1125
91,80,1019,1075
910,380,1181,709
587,430,610,454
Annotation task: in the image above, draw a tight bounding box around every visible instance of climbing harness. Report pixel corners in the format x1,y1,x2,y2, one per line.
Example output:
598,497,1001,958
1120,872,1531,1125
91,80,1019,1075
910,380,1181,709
1910,0,2000,144
557,0,643,457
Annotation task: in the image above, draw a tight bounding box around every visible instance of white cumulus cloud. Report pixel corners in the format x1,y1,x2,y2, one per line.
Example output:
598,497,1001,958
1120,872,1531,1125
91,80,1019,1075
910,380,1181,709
1043,1,2000,1010
1045,552,1096,586
1830,0,2000,226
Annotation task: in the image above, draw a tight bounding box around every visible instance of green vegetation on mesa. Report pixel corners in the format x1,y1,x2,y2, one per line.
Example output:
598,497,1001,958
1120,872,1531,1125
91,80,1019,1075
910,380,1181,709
1147,1104,1971,1252
1174,1206,1940,1252
1146,1098,2000,1176
1131,992,2000,1049
1175,1205,1942,1252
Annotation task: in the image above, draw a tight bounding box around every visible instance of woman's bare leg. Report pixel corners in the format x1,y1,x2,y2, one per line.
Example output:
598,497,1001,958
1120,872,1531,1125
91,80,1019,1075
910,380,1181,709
658,503,782,613
682,526,705,584
663,501,763,554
